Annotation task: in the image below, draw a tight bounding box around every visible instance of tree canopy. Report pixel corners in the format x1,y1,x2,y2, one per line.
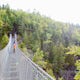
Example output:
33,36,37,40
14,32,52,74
0,4,80,80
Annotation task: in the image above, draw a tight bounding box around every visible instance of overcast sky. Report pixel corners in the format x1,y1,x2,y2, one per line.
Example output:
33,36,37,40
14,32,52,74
0,0,80,24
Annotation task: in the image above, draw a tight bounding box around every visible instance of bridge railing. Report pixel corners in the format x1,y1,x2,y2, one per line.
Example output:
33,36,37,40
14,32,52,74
14,34,55,80
0,34,12,79
13,33,55,80
17,47,55,80
0,34,55,80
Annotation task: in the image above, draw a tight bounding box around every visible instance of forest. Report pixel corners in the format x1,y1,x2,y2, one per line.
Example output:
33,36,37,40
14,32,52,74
0,4,80,80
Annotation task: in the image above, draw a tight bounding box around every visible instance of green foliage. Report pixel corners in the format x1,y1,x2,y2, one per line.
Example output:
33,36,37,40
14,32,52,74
52,44,65,77
18,42,29,55
36,60,47,69
74,72,80,80
46,68,55,78
18,42,26,49
1,4,80,79
66,46,80,56
75,60,80,71
74,60,80,80
59,77,63,80
0,20,3,27
23,31,28,44
1,34,9,48
33,48,44,62
66,46,80,80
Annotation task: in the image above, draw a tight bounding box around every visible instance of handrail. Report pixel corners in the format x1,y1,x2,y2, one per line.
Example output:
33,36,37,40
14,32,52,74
0,34,55,80
15,33,55,80
20,50,55,80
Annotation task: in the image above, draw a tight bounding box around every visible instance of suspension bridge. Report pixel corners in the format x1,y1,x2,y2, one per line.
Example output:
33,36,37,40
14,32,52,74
0,34,55,80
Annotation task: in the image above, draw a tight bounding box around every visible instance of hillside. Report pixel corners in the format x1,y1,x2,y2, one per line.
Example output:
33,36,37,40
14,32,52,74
0,4,80,80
